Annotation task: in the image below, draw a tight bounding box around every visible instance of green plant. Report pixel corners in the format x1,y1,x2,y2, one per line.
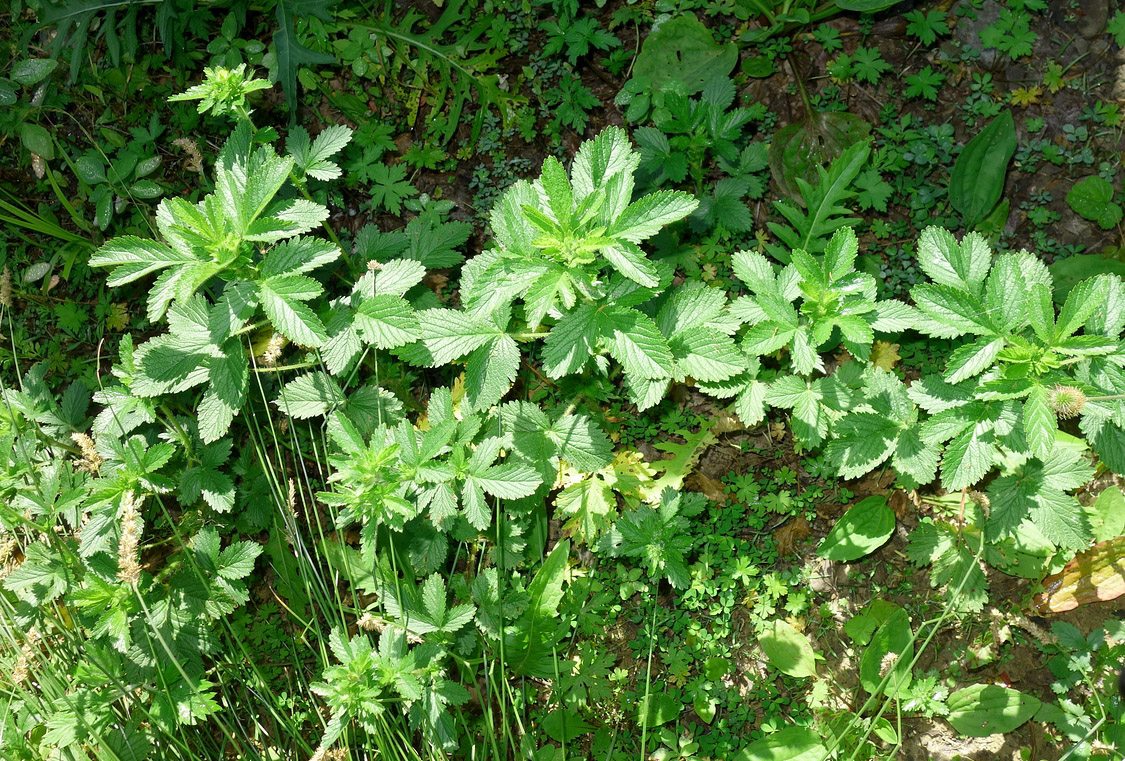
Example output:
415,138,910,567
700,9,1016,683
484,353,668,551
339,2,525,144
1067,175,1123,230
737,0,900,45
88,122,349,441
766,139,869,262
948,110,1016,230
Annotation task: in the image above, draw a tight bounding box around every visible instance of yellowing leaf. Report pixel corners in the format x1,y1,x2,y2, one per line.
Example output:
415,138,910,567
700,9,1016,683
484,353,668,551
1008,86,1042,107
870,340,901,370
1034,535,1125,613
106,303,129,331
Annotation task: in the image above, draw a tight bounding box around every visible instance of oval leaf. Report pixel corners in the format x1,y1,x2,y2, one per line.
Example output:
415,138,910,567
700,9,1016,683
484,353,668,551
949,110,1016,230
637,693,682,726
946,684,1040,737
633,14,737,95
694,692,717,724
12,58,59,86
818,496,894,561
759,619,818,678
1067,176,1123,230
858,608,913,697
733,726,827,761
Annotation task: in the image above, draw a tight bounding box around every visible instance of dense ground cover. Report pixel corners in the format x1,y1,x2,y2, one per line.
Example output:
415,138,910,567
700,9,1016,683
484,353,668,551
3,0,1125,759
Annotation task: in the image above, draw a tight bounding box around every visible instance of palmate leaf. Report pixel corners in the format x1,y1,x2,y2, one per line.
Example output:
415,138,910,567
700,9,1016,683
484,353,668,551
416,308,519,410
500,401,613,478
602,488,698,589
764,372,854,448
826,369,937,486
915,227,992,296
556,476,615,543
287,124,352,181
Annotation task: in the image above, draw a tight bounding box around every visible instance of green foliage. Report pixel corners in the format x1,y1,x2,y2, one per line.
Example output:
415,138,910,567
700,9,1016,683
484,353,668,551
169,64,272,120
89,122,348,441
948,110,1016,230
9,35,1125,757
631,14,737,98
600,488,699,588
766,139,869,262
439,127,702,409
1066,175,1123,230
354,3,525,145
311,626,468,751
904,9,950,45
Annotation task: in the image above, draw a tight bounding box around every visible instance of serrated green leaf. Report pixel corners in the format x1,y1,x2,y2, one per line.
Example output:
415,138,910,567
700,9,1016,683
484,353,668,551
570,127,638,213
825,412,900,479
543,304,599,378
417,309,497,365
259,274,327,347
912,283,994,338
260,236,340,277
90,236,197,287
609,189,697,242
605,306,675,380
1054,275,1110,341
465,335,519,411
373,258,427,296
944,335,1005,384
672,327,744,382
473,463,541,500
353,294,419,349
940,427,997,491
601,241,660,288
274,371,345,418
915,227,992,295
1023,385,1055,461
538,156,574,225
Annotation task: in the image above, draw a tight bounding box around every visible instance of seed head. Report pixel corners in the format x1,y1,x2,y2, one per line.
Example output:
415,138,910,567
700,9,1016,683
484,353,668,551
1047,384,1087,419
116,491,143,586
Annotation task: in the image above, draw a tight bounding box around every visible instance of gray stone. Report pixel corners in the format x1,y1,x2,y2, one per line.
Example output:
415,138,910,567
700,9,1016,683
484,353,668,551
1077,0,1110,38
952,0,1005,68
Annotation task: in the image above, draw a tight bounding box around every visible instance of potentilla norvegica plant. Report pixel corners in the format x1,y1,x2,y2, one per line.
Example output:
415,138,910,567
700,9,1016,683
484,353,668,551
6,62,1125,760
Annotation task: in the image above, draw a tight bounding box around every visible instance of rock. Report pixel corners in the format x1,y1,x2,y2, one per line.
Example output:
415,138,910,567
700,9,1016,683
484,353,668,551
1077,0,1110,38
951,0,1005,68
